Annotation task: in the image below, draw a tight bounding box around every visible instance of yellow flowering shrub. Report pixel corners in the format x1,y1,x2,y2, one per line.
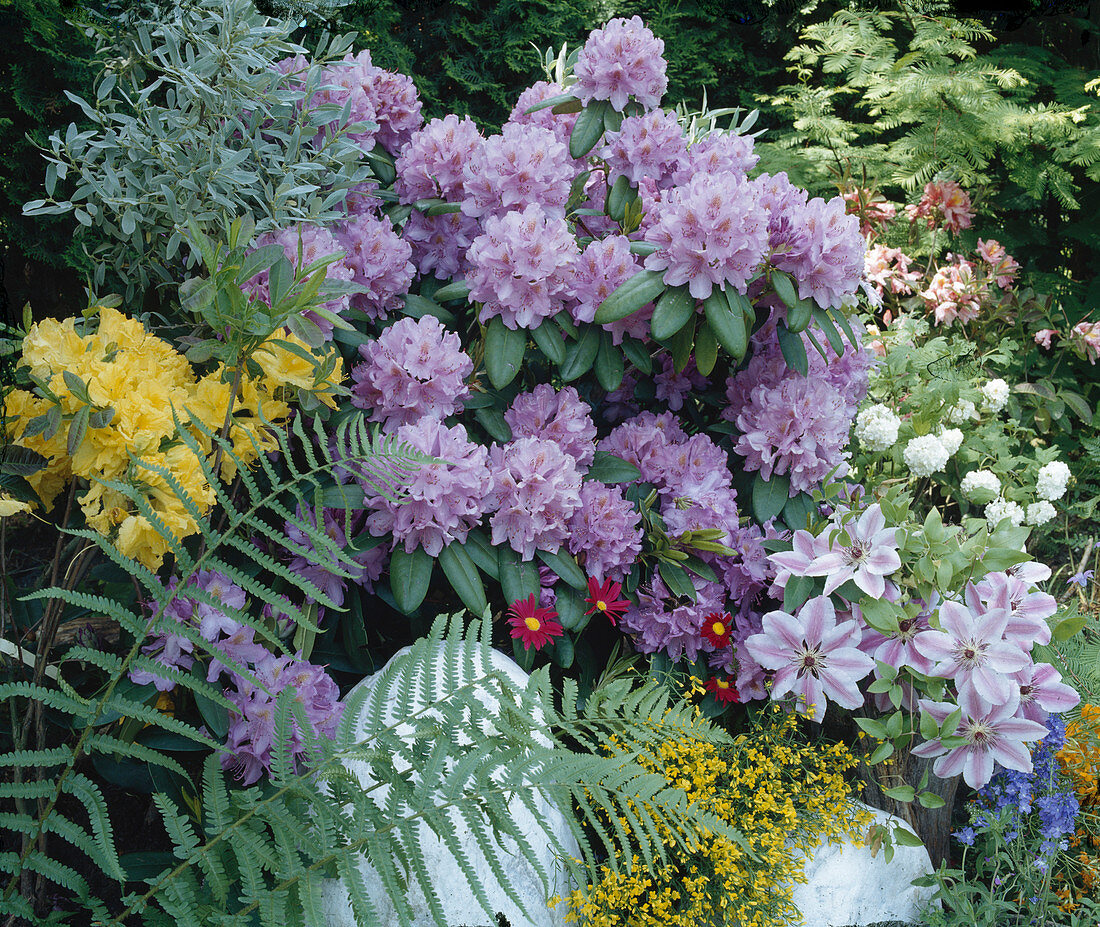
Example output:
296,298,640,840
1053,705,1100,912
2,307,344,570
564,704,871,927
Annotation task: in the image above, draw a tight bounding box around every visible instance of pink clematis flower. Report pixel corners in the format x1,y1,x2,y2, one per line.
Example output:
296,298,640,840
745,595,875,721
1014,662,1079,723
803,503,901,598
768,528,828,594
913,601,1031,716
969,573,1054,646
913,698,1048,789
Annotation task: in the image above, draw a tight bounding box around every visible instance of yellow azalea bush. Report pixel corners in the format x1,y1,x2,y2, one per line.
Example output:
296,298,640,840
1,307,344,569
1053,705,1100,910
563,704,871,927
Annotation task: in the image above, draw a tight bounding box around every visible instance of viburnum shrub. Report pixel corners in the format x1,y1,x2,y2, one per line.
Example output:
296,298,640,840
845,180,1093,541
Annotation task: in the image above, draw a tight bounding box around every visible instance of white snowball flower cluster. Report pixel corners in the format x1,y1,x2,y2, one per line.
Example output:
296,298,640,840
937,427,964,456
903,434,949,477
985,498,1025,527
945,399,977,425
854,404,901,452
1036,460,1071,501
1027,501,1057,526
960,470,1001,503
981,378,1010,414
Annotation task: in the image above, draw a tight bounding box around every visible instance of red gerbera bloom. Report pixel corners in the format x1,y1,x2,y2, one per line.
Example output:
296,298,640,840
584,577,631,626
701,611,734,648
506,595,563,651
705,675,740,705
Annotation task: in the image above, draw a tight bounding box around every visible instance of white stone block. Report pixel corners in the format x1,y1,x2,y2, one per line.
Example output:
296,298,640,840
320,644,577,927
789,802,935,927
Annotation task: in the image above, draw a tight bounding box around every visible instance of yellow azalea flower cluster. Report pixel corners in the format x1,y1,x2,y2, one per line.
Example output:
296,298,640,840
563,704,871,927
2,307,344,569
1053,705,1100,912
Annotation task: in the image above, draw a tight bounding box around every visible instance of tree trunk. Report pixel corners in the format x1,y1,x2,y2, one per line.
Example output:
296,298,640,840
856,745,960,869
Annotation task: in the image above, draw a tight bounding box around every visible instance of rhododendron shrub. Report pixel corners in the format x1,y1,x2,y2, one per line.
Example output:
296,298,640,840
217,15,884,704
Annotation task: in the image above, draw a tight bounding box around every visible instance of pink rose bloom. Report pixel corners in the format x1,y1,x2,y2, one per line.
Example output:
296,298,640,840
1034,328,1057,350
1071,320,1100,364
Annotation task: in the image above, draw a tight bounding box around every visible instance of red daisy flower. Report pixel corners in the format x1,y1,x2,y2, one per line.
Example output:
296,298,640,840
701,611,734,648
506,595,563,651
584,577,631,626
705,675,740,705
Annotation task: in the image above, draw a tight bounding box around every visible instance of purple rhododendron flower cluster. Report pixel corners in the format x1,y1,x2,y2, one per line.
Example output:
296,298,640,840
602,109,687,188
350,315,473,427
507,81,578,150
284,505,387,619
395,114,483,203
336,212,415,320
643,173,769,299
467,204,579,330
572,15,668,112
567,482,644,582
504,385,597,471
220,650,344,786
461,123,574,220
487,437,583,561
362,418,493,557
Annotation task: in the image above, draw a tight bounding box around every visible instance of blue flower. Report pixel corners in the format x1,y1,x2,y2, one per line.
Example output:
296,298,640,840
953,826,977,846
1067,569,1095,587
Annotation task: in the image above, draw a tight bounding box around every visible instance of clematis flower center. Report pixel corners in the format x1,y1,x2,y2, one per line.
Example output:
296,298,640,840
845,544,867,565
968,721,994,748
798,646,824,677
525,616,541,632
956,638,988,667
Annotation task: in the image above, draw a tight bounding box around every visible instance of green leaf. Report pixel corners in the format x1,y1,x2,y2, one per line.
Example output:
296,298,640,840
783,492,816,531
594,331,625,391
605,174,637,223
437,543,487,616
593,270,667,324
620,337,652,374
537,548,587,591
917,791,946,809
1053,611,1087,641
812,308,845,356
786,298,814,333
771,270,798,308
554,587,588,632
550,633,575,669
462,530,500,581
402,294,456,325
776,320,808,376
523,91,579,114
560,326,601,381
855,717,888,739
587,451,641,484
67,406,89,457
1060,390,1092,422
498,545,540,605
483,316,526,389
531,320,566,365
650,286,696,341
658,561,696,601
473,408,512,444
869,741,895,764
694,322,718,377
751,473,790,523
0,447,48,477
703,289,747,362
893,828,925,848
883,784,915,803
665,312,695,373
62,370,91,404
432,280,472,302
569,100,609,158
389,547,433,614
782,574,815,613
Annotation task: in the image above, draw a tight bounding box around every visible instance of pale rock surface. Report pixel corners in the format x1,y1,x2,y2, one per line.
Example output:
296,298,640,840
789,802,935,927
320,644,578,927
